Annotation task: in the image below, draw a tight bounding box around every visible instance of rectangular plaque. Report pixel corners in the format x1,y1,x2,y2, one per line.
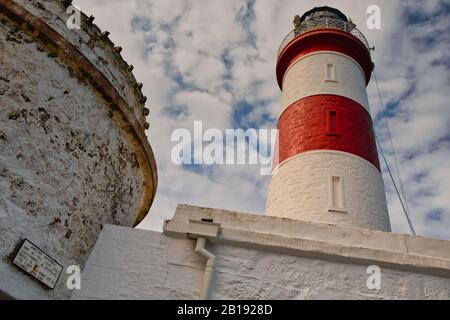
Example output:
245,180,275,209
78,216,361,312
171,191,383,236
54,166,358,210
13,240,63,290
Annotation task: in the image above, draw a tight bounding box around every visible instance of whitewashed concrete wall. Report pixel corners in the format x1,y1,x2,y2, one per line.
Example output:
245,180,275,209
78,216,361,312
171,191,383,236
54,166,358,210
266,151,391,232
72,224,450,300
72,226,204,300
281,52,369,115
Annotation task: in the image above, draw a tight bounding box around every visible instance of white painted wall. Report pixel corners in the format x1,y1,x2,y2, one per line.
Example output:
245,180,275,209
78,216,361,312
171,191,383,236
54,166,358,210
266,151,391,232
281,52,370,115
72,226,204,300
72,225,450,300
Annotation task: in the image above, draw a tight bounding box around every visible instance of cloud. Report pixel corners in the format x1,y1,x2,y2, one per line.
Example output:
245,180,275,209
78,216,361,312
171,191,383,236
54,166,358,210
75,0,450,240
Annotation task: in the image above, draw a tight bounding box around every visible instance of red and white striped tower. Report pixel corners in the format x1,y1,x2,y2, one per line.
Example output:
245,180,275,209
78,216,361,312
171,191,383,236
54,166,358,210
266,7,391,232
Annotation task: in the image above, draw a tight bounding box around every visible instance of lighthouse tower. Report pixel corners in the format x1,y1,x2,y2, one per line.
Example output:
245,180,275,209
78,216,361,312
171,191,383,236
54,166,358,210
267,7,391,232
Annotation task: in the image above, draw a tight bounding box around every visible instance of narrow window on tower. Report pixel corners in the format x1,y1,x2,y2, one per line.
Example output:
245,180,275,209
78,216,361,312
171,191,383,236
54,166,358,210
325,63,337,82
328,176,346,213
326,110,340,136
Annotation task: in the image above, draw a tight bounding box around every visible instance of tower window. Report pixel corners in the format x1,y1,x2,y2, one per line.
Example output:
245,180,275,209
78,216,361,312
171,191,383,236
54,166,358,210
326,110,340,136
329,110,336,132
328,176,346,213
325,63,337,82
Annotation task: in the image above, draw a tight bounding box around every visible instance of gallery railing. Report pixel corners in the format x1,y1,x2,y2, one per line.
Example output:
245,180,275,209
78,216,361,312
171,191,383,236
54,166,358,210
278,17,370,56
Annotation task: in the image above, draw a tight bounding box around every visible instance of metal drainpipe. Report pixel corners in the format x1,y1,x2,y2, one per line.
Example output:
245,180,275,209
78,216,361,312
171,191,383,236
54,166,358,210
195,237,216,300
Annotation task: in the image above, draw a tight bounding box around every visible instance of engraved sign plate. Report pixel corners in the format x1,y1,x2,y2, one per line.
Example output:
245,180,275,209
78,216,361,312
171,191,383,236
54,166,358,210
13,240,63,290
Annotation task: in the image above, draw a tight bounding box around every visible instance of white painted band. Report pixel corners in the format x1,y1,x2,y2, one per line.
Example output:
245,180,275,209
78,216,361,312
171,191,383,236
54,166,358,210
272,150,381,177
267,150,391,232
281,51,370,115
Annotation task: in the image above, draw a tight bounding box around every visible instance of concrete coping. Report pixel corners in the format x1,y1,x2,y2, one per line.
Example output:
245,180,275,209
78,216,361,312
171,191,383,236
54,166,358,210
163,204,450,278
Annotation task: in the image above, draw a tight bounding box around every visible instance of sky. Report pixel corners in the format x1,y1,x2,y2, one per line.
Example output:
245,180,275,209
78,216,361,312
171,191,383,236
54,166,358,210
74,0,450,240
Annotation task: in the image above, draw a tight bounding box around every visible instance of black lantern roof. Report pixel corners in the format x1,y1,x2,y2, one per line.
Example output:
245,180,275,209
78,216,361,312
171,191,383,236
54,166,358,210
299,6,348,23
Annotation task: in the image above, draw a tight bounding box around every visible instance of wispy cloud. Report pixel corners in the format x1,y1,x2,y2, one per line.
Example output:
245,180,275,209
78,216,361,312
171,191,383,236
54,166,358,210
75,0,450,240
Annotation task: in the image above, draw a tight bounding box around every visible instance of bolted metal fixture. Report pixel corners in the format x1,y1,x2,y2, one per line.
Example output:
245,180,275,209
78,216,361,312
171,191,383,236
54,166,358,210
113,46,122,54
127,65,134,71
137,82,143,89
144,122,150,130
141,96,147,104
62,0,73,8
143,107,150,116
101,31,110,39
87,15,95,24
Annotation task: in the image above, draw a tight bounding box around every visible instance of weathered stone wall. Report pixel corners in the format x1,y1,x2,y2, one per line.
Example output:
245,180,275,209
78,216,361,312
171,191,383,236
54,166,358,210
13,0,149,128
0,0,156,299
72,224,450,300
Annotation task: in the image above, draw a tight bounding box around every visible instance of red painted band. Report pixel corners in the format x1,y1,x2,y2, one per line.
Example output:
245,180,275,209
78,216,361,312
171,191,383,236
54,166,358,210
276,29,373,89
275,95,380,171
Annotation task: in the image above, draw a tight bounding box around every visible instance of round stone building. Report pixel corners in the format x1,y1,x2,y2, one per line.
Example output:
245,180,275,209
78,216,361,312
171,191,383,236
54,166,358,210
0,0,157,299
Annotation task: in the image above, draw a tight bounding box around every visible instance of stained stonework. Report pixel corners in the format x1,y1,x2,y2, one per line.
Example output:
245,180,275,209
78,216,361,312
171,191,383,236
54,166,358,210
0,0,157,299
